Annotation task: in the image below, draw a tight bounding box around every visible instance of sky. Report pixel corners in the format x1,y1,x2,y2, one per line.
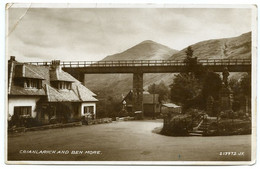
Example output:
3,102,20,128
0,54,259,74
7,6,253,62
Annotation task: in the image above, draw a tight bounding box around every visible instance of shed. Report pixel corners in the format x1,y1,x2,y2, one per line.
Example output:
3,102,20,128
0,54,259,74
161,103,182,115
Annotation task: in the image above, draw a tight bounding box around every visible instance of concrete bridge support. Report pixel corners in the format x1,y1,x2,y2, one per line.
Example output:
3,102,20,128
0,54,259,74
68,72,85,84
77,73,85,84
133,72,143,113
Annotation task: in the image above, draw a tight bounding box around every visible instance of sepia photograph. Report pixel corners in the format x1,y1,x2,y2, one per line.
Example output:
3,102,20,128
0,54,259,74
5,3,257,165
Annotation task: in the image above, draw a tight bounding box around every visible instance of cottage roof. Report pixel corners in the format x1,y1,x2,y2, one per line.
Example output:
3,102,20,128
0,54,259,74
121,90,133,103
8,59,98,102
76,83,98,102
9,62,49,96
46,84,80,102
9,85,46,96
162,103,181,108
15,64,45,79
143,91,150,94
121,90,159,104
49,69,75,82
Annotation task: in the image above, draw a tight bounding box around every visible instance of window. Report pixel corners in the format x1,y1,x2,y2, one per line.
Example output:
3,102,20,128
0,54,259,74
50,81,72,90
65,82,71,89
84,106,94,114
24,78,42,89
14,106,32,117
57,81,72,90
84,106,94,119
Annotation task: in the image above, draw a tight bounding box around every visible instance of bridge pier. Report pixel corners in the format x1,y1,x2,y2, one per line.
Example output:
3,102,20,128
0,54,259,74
133,72,143,113
67,72,85,84
77,73,85,84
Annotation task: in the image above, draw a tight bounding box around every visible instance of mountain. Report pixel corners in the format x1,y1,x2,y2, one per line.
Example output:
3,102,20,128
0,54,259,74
103,40,178,61
85,40,178,100
170,32,251,60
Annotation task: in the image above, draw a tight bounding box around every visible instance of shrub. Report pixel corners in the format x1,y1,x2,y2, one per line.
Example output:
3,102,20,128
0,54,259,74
161,114,192,136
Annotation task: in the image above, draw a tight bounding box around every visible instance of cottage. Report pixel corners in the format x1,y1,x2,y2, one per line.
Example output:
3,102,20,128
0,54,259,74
122,90,161,117
8,56,98,127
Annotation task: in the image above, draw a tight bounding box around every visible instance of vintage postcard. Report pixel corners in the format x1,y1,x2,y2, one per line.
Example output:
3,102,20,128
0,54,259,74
5,3,257,165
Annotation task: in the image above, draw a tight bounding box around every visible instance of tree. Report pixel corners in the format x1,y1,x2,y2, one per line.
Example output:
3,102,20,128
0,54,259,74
229,73,251,113
170,47,222,112
183,46,206,80
96,95,122,118
201,72,222,101
185,46,193,58
148,81,170,103
184,46,197,70
170,73,201,109
148,83,156,94
240,73,251,97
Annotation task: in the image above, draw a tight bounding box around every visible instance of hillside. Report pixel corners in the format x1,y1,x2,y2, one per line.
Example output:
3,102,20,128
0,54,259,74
170,32,251,60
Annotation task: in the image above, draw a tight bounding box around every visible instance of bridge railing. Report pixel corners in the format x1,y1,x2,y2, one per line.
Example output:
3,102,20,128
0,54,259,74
58,60,187,67
199,59,251,66
26,59,251,68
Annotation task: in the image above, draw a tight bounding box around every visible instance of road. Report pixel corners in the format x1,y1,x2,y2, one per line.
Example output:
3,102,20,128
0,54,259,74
7,120,251,162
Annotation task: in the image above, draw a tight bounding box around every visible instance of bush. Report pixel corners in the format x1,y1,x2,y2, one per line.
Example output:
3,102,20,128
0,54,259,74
217,119,251,135
219,110,235,119
237,110,248,119
23,117,42,128
161,114,192,136
219,111,227,119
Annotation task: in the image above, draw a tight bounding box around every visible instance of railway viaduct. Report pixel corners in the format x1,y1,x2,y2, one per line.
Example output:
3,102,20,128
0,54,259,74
28,59,251,113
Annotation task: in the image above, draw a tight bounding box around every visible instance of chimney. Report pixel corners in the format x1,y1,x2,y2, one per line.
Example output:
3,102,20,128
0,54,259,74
51,60,61,72
9,56,16,62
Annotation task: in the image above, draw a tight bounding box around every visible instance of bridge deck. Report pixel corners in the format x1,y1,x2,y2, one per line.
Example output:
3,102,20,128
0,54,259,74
27,59,251,73
27,59,251,67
